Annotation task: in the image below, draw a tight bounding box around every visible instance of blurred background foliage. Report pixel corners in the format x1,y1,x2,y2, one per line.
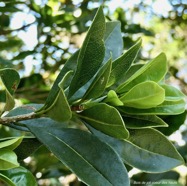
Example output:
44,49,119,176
0,0,187,185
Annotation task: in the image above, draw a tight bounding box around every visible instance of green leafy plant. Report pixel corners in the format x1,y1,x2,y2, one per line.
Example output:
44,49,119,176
0,7,186,185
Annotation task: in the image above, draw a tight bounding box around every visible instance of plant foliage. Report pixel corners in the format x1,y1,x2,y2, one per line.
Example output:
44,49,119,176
0,7,186,186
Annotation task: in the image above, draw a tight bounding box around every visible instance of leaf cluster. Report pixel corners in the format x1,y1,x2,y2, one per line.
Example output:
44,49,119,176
0,7,186,186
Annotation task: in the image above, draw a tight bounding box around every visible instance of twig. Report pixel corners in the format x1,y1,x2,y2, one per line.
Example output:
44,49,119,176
0,112,37,125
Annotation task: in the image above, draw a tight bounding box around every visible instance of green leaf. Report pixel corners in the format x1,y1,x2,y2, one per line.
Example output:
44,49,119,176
25,123,130,186
159,111,186,136
87,126,184,173
42,71,72,122
0,69,20,111
42,51,79,111
122,114,168,128
108,38,142,87
82,58,112,100
118,99,185,115
103,21,123,63
0,137,23,150
14,137,42,161
120,81,165,109
124,128,184,172
79,103,129,139
0,173,15,186
0,149,19,170
104,90,123,106
0,166,37,186
68,7,106,98
117,53,167,93
161,84,186,101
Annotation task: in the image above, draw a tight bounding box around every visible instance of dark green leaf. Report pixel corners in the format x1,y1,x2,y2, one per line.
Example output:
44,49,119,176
82,58,112,100
25,122,130,186
79,103,129,139
68,7,106,98
0,69,20,111
14,137,42,161
39,71,72,122
123,128,184,172
41,51,79,111
103,21,123,63
159,111,186,135
87,126,184,173
122,114,168,128
108,38,141,86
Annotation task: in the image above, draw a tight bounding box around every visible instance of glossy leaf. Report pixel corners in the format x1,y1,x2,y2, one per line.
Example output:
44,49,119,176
161,84,186,101
25,122,130,186
68,7,106,98
79,103,129,139
120,81,165,109
82,58,112,100
108,38,141,86
0,149,19,170
103,21,123,63
0,166,37,186
104,90,123,106
87,126,184,173
117,53,167,93
0,173,15,186
124,128,184,172
0,69,20,111
43,71,72,122
0,137,23,150
122,114,168,128
118,99,185,115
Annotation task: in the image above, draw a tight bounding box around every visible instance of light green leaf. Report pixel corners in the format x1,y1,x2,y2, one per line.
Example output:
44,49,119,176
161,84,186,101
0,173,15,186
43,71,72,122
0,166,37,186
103,21,123,63
68,7,106,98
117,53,167,93
120,81,165,109
0,149,19,170
0,68,20,112
79,103,129,139
108,38,142,87
87,126,184,173
0,137,23,150
122,114,168,128
104,90,123,106
118,99,185,115
25,123,130,186
82,58,112,100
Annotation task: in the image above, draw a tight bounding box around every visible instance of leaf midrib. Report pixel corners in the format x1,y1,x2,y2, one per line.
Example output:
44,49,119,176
48,132,113,186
